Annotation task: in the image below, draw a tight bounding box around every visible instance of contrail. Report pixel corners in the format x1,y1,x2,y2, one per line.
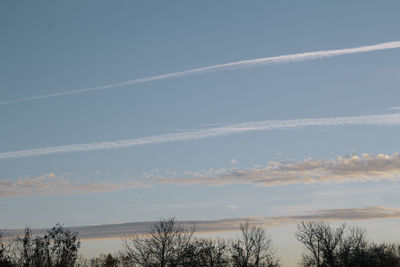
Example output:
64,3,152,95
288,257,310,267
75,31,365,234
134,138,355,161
1,41,400,105
1,112,400,159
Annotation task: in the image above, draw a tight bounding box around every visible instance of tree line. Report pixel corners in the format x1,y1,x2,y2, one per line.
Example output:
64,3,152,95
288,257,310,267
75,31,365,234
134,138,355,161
1,218,400,267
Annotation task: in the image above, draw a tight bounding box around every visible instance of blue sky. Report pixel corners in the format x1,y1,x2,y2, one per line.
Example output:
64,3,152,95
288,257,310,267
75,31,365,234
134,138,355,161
1,1,400,264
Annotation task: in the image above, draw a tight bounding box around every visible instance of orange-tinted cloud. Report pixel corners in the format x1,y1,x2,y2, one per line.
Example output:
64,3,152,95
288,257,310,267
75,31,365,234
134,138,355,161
2,153,400,198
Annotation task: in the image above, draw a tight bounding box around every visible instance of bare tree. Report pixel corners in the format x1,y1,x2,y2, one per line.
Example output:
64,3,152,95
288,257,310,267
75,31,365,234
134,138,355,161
295,221,385,267
336,226,369,267
230,220,279,267
195,238,228,267
366,242,400,267
296,221,345,267
120,217,195,267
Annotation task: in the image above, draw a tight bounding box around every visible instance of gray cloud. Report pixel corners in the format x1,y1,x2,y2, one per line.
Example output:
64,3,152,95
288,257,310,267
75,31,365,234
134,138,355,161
3,207,399,241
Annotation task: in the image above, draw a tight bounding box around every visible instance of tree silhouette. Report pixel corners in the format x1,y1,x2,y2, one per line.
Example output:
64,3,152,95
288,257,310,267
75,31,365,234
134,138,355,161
120,217,195,267
195,238,228,267
230,220,279,267
296,221,345,267
14,223,80,267
0,230,13,266
296,221,400,267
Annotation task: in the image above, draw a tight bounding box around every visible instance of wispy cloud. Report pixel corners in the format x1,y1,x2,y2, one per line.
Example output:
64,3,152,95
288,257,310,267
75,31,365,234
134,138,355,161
2,153,400,198
238,206,400,229
157,153,400,187
1,41,400,105
4,207,400,240
0,173,148,198
1,112,400,159
284,206,400,222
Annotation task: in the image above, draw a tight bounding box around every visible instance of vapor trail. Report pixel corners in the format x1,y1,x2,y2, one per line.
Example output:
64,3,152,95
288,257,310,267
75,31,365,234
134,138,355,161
1,41,400,105
1,112,400,159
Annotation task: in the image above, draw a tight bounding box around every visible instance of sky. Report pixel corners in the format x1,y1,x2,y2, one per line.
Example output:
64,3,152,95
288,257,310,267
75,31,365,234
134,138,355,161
1,1,400,265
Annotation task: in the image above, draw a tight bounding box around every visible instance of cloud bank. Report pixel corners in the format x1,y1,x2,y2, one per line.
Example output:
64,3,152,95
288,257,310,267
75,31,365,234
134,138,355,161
4,207,400,240
2,153,400,198
159,153,400,187
1,112,400,159
1,41,400,105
